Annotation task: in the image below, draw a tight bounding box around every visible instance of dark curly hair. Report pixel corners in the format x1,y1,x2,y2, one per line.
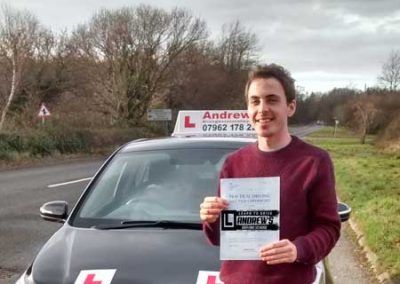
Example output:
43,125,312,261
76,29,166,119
244,64,296,103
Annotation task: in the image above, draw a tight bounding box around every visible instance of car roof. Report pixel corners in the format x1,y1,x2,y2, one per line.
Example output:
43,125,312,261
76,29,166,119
120,136,256,152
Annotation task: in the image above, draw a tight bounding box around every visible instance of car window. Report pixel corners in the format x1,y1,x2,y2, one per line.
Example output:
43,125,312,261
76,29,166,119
72,148,234,227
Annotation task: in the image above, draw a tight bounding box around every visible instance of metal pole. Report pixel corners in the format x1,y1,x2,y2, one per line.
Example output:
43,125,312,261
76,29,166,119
333,120,338,137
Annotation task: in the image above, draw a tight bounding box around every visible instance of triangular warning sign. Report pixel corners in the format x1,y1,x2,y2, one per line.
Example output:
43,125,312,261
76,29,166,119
38,103,51,117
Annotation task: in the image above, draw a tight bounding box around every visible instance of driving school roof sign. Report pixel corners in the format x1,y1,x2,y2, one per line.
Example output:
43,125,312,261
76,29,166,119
172,110,255,137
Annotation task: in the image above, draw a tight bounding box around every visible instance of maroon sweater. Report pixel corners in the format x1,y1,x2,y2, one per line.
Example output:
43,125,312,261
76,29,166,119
203,136,341,284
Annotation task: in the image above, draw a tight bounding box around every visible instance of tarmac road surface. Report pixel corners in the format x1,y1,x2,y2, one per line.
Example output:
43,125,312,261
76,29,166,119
0,159,104,283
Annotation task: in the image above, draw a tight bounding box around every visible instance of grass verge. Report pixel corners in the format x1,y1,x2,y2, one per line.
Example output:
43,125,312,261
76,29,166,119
305,127,400,281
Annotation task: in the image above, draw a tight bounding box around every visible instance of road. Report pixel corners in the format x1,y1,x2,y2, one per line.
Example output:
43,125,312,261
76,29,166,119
0,160,104,283
0,128,375,283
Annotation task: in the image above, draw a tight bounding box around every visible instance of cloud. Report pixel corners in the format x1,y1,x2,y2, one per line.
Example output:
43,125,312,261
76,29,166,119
2,0,399,92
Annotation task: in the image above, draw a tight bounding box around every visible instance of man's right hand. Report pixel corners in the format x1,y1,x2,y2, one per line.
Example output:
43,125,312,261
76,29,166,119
200,196,229,223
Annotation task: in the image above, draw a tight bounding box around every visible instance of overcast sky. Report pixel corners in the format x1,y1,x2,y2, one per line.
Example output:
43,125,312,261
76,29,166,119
2,0,400,93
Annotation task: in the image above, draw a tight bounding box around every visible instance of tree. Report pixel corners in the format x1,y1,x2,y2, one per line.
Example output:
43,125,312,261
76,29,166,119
216,21,258,72
379,111,400,143
0,5,41,131
379,50,400,91
161,45,248,111
352,95,378,144
69,5,207,125
13,29,76,128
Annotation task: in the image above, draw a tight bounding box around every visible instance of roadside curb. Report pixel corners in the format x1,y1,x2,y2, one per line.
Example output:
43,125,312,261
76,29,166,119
348,218,394,284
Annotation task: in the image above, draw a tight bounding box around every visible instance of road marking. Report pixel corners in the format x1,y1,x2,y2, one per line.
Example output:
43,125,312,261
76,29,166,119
48,177,92,188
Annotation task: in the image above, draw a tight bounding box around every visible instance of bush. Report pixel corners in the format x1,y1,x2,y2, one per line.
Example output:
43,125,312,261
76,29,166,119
0,125,158,161
55,132,87,153
8,134,25,151
380,112,400,141
45,127,92,154
0,133,26,152
376,112,400,152
0,135,11,152
27,133,57,156
0,149,17,161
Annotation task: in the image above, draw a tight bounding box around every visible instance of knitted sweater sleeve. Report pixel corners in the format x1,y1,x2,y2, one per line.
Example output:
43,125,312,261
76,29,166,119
202,157,231,246
293,153,341,265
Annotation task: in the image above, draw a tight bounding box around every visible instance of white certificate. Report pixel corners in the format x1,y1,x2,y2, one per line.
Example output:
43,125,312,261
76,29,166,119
220,177,280,260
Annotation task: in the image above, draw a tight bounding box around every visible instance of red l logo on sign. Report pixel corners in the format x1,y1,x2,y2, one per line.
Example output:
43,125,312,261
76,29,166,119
196,271,223,284
83,274,102,284
184,116,196,128
207,275,217,284
206,275,223,284
75,269,116,284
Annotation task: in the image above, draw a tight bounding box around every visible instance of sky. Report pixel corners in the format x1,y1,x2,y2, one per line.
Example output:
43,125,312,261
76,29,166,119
2,0,400,93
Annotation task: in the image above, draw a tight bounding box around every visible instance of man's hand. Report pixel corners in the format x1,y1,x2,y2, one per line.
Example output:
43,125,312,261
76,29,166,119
199,196,228,223
259,239,297,265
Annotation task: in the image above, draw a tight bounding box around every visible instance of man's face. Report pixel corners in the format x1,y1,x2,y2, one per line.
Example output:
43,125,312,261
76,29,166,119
247,78,296,138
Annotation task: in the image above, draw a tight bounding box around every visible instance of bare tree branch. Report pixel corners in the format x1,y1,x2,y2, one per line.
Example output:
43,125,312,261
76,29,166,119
379,50,400,91
68,5,207,124
0,5,40,131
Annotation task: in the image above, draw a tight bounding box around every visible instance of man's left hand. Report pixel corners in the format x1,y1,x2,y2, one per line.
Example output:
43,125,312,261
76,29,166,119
259,239,297,265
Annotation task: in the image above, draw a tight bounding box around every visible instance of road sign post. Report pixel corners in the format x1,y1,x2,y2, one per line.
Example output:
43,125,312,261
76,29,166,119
333,119,339,137
147,109,172,135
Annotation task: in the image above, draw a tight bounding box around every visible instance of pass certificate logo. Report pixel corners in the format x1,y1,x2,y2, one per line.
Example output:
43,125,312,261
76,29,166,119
221,210,279,231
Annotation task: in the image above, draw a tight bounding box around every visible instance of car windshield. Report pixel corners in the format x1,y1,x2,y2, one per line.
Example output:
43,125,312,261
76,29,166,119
71,148,234,228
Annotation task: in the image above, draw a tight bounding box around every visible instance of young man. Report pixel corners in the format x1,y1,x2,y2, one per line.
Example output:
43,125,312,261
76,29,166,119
200,64,341,284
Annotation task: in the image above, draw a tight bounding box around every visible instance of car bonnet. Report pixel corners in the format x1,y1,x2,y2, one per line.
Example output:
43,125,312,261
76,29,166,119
31,224,220,284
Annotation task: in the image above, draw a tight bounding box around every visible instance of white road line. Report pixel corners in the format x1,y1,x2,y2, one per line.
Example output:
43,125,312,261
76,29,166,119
48,177,92,188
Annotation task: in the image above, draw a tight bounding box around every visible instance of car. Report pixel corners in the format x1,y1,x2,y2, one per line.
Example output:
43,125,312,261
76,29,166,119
17,110,351,284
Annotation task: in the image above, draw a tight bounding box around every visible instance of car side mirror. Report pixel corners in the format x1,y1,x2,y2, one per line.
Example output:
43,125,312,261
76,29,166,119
338,202,351,222
40,201,68,223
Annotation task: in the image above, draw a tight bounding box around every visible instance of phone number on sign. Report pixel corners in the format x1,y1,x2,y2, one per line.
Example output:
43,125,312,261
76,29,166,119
202,124,253,131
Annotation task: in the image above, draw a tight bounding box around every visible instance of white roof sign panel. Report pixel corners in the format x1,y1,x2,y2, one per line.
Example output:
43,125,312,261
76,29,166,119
172,110,255,137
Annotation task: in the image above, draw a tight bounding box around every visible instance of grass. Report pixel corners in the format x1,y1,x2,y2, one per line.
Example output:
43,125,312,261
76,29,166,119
305,127,400,281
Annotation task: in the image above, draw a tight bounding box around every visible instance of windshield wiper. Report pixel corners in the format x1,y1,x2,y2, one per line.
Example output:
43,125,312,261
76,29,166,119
94,220,201,230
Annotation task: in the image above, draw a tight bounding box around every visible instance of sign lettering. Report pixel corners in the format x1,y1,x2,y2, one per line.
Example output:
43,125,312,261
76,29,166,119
172,110,255,137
